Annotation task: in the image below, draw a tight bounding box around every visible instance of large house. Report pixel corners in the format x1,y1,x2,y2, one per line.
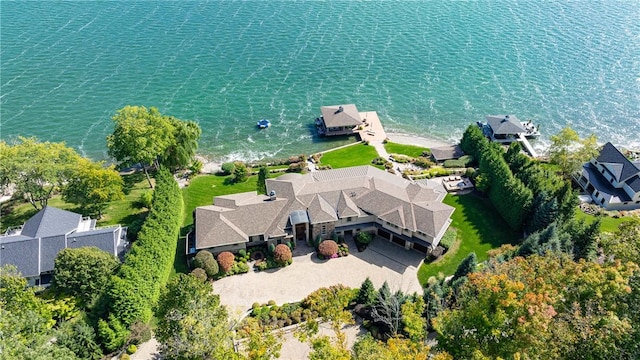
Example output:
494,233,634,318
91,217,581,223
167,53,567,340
315,104,363,136
0,206,127,286
575,142,640,210
190,166,455,256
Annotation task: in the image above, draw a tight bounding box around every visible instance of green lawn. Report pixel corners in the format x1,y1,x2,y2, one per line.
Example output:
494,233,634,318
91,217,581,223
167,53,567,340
383,142,430,158
319,143,380,169
574,209,630,233
0,172,150,232
417,193,520,285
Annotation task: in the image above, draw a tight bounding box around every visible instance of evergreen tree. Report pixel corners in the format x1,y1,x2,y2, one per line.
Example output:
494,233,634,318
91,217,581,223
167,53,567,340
355,277,377,306
257,166,268,194
453,252,478,281
526,192,558,235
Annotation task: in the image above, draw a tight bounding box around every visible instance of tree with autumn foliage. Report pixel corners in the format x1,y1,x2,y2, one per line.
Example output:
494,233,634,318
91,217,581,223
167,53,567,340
433,253,639,359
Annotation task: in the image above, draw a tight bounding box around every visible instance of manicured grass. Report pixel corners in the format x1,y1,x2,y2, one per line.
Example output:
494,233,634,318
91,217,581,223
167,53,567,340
0,172,150,232
174,173,260,275
417,193,520,285
319,143,380,169
383,142,430,158
574,209,631,233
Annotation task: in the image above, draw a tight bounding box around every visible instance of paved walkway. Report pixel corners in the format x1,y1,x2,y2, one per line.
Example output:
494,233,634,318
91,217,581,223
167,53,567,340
212,237,424,317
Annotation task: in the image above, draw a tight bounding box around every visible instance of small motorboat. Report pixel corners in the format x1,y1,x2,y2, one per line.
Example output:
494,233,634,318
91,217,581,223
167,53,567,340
257,119,271,129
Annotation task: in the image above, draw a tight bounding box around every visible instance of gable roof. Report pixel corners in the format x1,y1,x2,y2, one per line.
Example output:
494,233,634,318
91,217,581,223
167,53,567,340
430,145,465,162
596,142,640,183
486,115,526,135
0,207,123,278
320,104,362,128
21,206,81,238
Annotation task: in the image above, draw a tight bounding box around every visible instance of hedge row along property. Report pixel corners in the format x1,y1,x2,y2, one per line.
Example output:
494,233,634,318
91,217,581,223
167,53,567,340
98,169,183,351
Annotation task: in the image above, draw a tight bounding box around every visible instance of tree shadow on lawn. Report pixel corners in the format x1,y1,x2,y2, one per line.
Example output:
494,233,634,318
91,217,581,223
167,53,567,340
448,192,521,249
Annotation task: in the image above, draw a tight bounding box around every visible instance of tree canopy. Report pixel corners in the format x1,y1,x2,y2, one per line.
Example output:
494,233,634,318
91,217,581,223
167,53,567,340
62,158,124,218
0,137,80,210
107,105,201,187
52,247,119,308
549,126,599,177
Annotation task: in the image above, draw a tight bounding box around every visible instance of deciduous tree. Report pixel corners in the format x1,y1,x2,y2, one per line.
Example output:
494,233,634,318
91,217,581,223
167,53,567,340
0,137,80,209
107,106,175,188
549,126,598,178
62,158,124,218
52,247,119,308
156,274,239,360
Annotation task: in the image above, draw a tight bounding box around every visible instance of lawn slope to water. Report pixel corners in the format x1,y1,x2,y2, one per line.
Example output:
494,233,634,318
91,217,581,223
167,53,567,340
417,193,520,285
319,143,379,169
383,142,430,158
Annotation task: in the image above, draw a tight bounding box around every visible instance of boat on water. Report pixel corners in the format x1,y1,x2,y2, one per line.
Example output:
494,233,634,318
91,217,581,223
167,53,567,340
257,119,271,129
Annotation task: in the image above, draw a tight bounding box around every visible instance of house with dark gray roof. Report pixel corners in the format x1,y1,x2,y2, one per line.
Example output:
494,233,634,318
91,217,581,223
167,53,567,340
430,145,465,164
191,166,454,256
575,142,640,210
0,206,127,286
315,104,363,136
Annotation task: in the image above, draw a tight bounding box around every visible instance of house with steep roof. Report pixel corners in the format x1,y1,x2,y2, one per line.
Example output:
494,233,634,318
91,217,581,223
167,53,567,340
575,142,640,210
190,166,455,256
0,206,127,286
315,104,363,136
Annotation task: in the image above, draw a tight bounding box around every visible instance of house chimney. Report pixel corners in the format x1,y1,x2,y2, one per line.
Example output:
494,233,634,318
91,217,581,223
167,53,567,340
269,190,276,201
335,106,344,114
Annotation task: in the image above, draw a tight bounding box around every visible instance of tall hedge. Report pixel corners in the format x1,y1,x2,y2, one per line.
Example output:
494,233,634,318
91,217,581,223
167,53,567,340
99,169,183,346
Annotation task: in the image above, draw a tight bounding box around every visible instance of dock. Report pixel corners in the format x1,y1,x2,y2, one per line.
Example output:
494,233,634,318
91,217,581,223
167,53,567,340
517,133,538,158
357,111,387,142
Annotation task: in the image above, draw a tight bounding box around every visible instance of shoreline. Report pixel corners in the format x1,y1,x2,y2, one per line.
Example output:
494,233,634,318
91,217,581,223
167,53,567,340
196,131,455,174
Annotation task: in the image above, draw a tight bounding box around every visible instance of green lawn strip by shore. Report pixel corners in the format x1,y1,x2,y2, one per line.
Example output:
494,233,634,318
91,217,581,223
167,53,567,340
0,173,149,232
383,142,430,158
417,193,520,285
574,209,629,234
319,143,380,169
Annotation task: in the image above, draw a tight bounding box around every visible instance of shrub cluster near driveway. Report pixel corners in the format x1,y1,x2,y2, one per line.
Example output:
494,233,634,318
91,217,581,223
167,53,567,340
417,193,519,285
98,169,183,352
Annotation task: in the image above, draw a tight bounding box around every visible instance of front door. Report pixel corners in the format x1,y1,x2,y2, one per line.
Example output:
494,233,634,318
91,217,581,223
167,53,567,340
295,223,307,241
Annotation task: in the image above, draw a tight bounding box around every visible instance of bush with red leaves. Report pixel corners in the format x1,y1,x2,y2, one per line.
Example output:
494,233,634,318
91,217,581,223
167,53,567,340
217,251,235,273
273,244,292,265
318,240,338,257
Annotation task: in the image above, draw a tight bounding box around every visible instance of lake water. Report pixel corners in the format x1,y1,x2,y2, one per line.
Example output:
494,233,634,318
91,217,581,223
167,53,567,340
1,1,639,162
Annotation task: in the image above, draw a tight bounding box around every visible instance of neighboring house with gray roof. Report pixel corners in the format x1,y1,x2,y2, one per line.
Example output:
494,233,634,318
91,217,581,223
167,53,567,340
0,206,127,286
575,142,640,210
315,104,363,136
191,166,454,256
430,145,465,163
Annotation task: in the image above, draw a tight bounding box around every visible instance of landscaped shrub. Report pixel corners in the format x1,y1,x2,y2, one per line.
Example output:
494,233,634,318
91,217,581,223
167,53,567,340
273,244,292,265
372,157,386,165
268,243,276,254
439,228,457,250
120,355,130,360
337,243,349,257
230,261,249,275
139,191,153,209
221,162,235,175
318,240,339,258
356,232,373,246
190,268,207,282
100,169,183,350
127,321,152,345
414,157,434,168
238,249,247,258
126,344,137,355
217,252,235,273
390,154,412,163
192,250,219,278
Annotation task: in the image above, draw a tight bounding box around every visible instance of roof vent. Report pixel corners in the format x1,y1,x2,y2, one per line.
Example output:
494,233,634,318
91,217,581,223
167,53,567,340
335,106,344,114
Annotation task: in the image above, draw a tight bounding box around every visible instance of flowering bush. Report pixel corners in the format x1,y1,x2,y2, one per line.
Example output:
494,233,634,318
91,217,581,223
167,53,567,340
318,240,339,258
273,244,292,265
217,251,235,273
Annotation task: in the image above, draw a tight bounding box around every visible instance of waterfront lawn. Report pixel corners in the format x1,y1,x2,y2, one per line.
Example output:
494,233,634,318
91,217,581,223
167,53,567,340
417,193,520,285
0,173,149,232
574,210,630,234
319,143,379,169
384,142,430,158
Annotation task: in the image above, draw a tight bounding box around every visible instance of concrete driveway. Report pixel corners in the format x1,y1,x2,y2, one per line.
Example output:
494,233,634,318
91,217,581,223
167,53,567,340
212,237,424,317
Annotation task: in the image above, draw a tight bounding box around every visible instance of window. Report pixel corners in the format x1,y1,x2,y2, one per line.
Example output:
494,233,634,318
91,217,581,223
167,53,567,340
346,217,352,222
600,198,605,205
320,224,327,236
